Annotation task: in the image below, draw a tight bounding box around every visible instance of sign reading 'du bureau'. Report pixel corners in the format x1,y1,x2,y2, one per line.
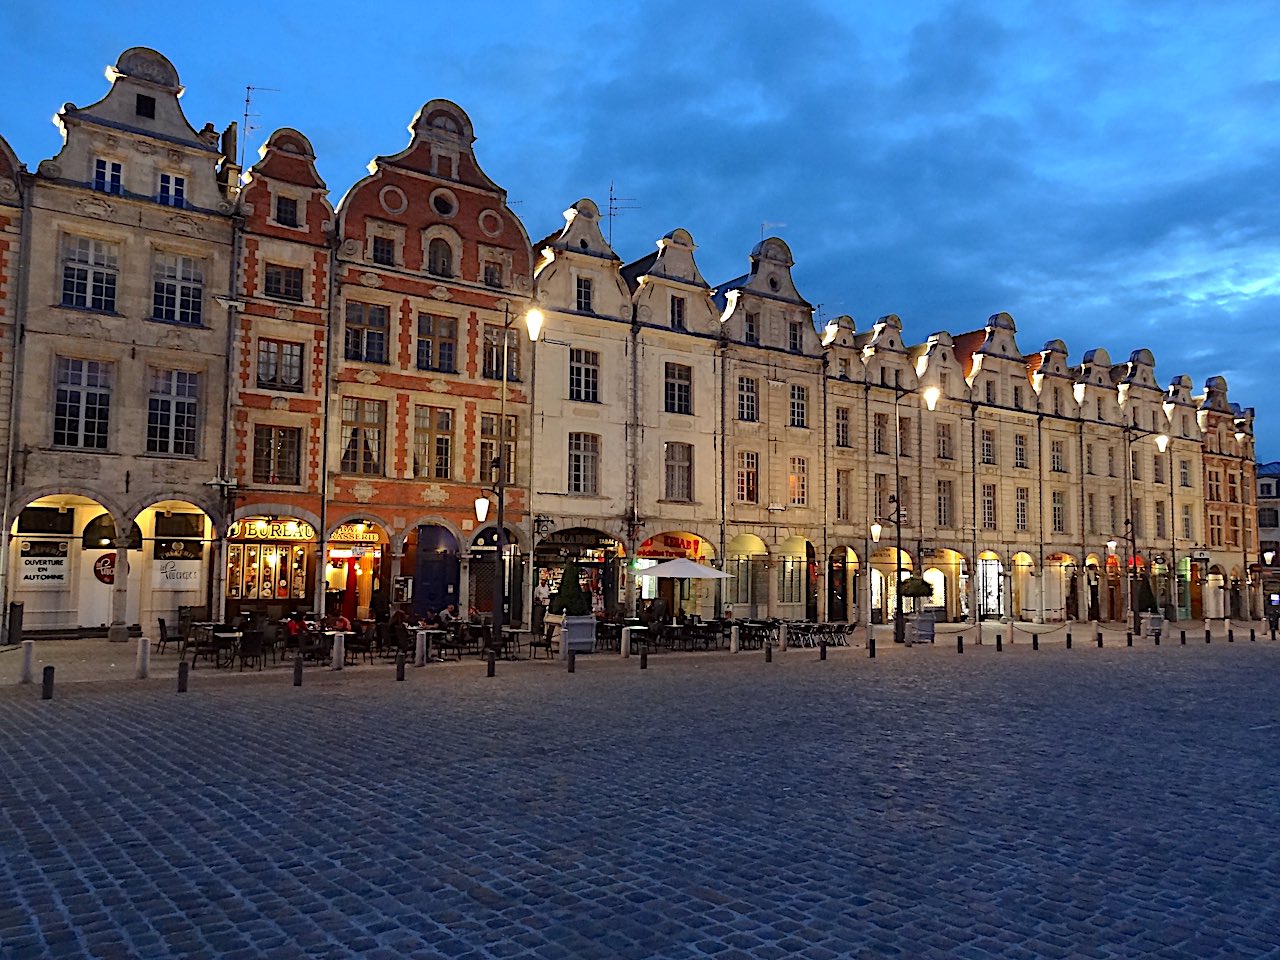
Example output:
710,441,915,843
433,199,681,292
20,540,68,586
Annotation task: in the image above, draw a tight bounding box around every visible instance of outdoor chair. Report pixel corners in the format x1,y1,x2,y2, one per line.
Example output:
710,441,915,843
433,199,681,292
237,630,265,671
529,622,554,659
345,623,374,664
187,624,219,668
154,617,177,655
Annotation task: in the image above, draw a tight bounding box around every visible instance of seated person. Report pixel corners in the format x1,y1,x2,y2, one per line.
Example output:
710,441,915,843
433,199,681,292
439,603,459,624
467,604,481,622
324,611,352,633
284,612,306,638
420,607,441,627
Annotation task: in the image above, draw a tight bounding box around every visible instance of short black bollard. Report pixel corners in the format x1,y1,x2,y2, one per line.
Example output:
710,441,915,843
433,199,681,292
957,633,963,654
1228,629,1234,643
1066,630,1073,649
487,651,496,677
395,653,405,681
819,640,827,661
868,635,876,659
1250,628,1256,642
293,656,303,686
1205,628,1211,644
1126,631,1133,647
640,649,648,670
1097,631,1103,648
1032,633,1039,651
765,643,773,663
177,661,189,693
1180,629,1186,645
1154,630,1160,646
567,650,576,673
1272,626,1277,642
41,665,54,700
996,632,1003,653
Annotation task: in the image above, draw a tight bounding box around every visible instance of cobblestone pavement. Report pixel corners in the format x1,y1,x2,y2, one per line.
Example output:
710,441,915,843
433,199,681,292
1,641,1278,959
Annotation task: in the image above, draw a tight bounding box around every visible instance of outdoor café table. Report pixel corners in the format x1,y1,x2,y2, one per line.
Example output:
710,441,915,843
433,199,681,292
414,628,448,664
211,629,242,669
499,627,527,660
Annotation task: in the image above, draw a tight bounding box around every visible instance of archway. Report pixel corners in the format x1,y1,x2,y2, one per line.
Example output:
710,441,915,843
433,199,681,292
1084,553,1103,621
132,500,214,637
1046,553,1078,622
1011,552,1036,620
726,533,768,619
921,548,968,621
9,495,117,634
869,546,913,623
827,546,859,623
403,524,460,621
470,525,524,626
323,519,390,622
534,527,624,626
778,535,816,621
1204,565,1226,619
637,530,715,620
976,551,1003,620
226,515,318,620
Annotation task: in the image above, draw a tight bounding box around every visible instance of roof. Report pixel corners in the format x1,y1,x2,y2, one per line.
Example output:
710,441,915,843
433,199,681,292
951,329,986,377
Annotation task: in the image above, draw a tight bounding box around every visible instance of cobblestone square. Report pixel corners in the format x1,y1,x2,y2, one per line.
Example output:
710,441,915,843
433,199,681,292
1,642,1278,959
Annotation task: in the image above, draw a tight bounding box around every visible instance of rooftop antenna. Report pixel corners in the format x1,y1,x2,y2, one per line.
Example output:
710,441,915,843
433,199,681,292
761,221,787,240
241,85,281,169
607,180,640,246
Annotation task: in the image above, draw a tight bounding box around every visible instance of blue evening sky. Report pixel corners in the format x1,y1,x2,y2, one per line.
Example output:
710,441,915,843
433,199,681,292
2,1,1276,457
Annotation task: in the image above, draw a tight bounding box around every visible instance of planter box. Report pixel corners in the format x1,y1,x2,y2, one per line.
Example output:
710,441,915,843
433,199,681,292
545,614,596,659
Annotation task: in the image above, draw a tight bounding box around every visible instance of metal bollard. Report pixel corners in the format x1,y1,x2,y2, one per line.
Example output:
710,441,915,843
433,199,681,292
730,625,739,654
1097,631,1103,648
1228,629,1234,643
1250,628,1256,642
416,632,427,667
1126,631,1133,647
293,656,303,686
567,650,576,673
819,640,827,661
996,632,1003,653
20,639,35,684
1032,633,1039,651
396,653,406,681
779,623,788,652
765,643,772,663
487,651,496,677
1205,628,1211,644
136,636,150,679
957,633,963,654
1271,625,1277,642
640,649,648,670
41,665,54,700
331,633,345,671
1154,630,1160,646
1180,629,1186,645
177,660,189,693
1066,630,1072,650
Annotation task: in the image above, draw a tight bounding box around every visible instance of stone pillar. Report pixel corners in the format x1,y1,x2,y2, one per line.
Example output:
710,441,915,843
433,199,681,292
1000,553,1013,623
107,536,131,642
766,557,779,619
457,555,471,616
815,564,827,622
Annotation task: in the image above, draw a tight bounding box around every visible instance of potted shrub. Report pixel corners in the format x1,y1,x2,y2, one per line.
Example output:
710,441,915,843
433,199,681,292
547,560,596,658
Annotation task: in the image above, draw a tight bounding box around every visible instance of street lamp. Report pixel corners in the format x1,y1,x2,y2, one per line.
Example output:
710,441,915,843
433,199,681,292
478,303,543,656
1122,425,1170,634
870,494,906,644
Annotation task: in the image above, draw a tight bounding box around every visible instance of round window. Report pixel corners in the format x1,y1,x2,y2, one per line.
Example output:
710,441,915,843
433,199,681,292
431,191,456,217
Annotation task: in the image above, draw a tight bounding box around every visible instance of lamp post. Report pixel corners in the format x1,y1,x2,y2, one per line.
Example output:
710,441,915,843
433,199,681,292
475,303,543,656
204,475,239,622
871,494,905,644
1122,425,1170,634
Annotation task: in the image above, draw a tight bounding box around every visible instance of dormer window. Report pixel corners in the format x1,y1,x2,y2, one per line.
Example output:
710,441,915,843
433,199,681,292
275,196,299,228
788,321,803,353
135,94,156,119
371,236,395,267
428,238,453,278
670,295,686,331
984,379,996,404
93,159,123,195
576,276,593,313
744,311,758,344
482,261,503,288
158,173,185,208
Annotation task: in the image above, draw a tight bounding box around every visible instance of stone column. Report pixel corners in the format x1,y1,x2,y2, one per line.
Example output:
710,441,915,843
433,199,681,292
457,554,471,616
766,557,779,619
815,564,827,622
107,536,131,642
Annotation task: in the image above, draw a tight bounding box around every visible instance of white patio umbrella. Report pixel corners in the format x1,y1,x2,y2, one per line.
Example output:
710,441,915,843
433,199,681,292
635,557,733,579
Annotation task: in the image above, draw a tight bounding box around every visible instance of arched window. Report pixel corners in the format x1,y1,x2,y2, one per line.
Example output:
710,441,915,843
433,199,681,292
427,238,452,278
82,513,142,550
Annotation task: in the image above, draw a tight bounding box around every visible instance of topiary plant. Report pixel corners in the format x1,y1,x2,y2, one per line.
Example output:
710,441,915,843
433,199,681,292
899,575,933,599
549,560,592,616
1136,574,1159,614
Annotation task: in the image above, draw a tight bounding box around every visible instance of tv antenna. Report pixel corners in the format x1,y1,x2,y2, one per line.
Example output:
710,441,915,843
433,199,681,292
241,85,281,168
761,220,787,240
607,180,640,246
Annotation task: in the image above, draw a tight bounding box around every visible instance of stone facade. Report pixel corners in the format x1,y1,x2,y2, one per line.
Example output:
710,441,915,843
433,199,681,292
0,47,1264,638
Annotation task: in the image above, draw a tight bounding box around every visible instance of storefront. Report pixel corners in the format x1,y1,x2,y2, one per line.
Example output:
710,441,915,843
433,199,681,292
405,524,460,621
636,531,716,620
534,528,624,625
226,516,316,620
470,526,524,626
325,522,388,622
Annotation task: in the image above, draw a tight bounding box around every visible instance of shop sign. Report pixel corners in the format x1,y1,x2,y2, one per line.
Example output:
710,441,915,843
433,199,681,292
19,540,68,585
330,523,381,544
94,553,116,584
153,539,204,561
153,559,201,591
639,533,704,560
229,518,316,541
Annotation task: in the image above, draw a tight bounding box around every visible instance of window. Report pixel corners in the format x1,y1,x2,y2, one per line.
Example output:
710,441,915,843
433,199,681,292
575,276,593,313
340,398,385,475
1088,493,1097,533
482,261,503,288
1227,472,1239,504
780,557,803,604
482,325,519,380
1108,447,1116,477
1153,454,1165,484
1262,482,1275,499
567,432,599,495
937,479,954,527
984,379,996,405
1259,507,1279,527
1013,385,1023,410
836,470,852,521
664,442,693,501
427,238,453,277
158,173,185,207
416,314,456,373
788,321,803,352
1052,491,1066,534
275,196,299,228
1209,513,1223,547
1208,470,1222,501
61,236,118,312
93,158,122,194
480,414,516,486
1086,443,1094,475
252,425,301,485
744,311,759,344
345,302,389,363
982,484,997,529
873,413,888,455
1051,439,1065,472
737,377,758,422
135,93,156,118
54,357,111,449
1015,487,1029,531
899,417,911,456
1132,500,1144,539
1130,448,1141,481
152,254,203,325
1109,496,1118,532
264,263,304,301
981,429,996,465
1228,515,1240,548
665,363,692,414
670,295,686,331
736,451,759,504
835,407,850,447
788,457,807,506
936,422,953,460
897,480,910,526
789,385,808,428
256,339,304,392
146,369,199,457
874,474,888,518
564,348,600,402
371,236,395,266
1014,434,1027,468
1155,502,1167,539
1053,387,1063,415
1182,504,1194,540
413,406,452,480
